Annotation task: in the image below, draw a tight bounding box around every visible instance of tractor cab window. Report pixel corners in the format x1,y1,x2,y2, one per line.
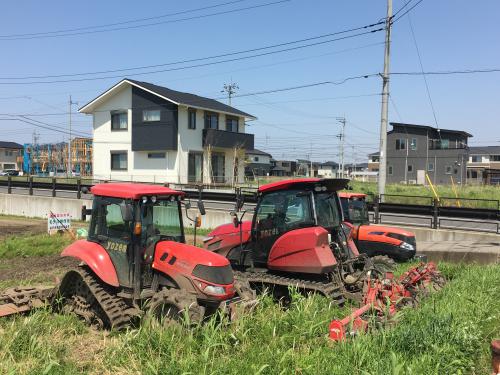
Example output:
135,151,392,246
315,192,341,229
89,197,132,243
255,190,313,235
141,198,184,245
347,199,369,225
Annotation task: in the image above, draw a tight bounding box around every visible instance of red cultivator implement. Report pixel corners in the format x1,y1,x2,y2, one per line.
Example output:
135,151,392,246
329,262,445,341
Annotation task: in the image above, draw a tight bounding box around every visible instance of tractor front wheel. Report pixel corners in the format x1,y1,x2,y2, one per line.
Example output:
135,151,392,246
148,288,205,326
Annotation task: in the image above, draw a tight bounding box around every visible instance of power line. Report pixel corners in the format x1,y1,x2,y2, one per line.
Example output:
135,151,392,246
392,0,425,23
391,68,500,76
0,117,90,137
0,24,383,80
0,30,383,85
0,0,290,41
407,13,439,129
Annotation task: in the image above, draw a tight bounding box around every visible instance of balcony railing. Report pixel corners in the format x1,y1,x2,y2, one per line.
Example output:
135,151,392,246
202,128,254,150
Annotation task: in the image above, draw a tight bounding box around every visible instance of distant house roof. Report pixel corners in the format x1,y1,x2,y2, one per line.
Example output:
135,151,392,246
79,79,256,119
368,151,379,157
389,122,473,138
0,141,23,149
246,148,272,157
469,146,500,154
320,161,339,167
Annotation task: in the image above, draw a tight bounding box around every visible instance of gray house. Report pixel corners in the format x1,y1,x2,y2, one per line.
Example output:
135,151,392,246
245,149,273,177
387,123,471,185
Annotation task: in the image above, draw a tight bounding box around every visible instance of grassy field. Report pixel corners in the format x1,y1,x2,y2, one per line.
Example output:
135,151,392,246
0,233,498,374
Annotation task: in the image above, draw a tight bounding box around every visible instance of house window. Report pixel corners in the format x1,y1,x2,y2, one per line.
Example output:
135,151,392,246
143,109,161,122
254,156,259,162
111,152,128,171
440,139,449,149
410,138,417,150
471,170,478,179
4,150,13,157
445,165,452,174
428,162,434,172
471,155,481,162
188,152,203,183
407,164,413,173
388,165,393,175
204,112,219,129
226,116,239,132
491,155,500,162
148,152,165,159
395,139,406,150
211,152,225,183
188,109,196,129
111,112,128,130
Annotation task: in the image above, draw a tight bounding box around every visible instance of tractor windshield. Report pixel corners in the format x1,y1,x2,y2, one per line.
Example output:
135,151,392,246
141,198,183,243
344,198,369,225
314,192,342,229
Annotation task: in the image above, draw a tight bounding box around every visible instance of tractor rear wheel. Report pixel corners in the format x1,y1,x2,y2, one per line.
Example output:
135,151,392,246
58,270,106,330
371,255,397,274
148,288,205,326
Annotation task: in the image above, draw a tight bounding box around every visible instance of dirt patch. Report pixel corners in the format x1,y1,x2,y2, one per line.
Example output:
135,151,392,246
0,255,79,287
0,217,46,239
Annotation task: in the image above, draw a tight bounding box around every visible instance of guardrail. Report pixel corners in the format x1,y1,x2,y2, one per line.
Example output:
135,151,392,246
0,177,498,233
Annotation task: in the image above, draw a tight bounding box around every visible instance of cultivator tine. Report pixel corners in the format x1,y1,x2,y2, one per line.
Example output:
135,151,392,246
329,262,445,341
0,286,56,317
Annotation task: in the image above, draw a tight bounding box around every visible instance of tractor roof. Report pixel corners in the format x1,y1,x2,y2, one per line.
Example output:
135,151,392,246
259,178,349,193
338,192,367,199
91,183,184,199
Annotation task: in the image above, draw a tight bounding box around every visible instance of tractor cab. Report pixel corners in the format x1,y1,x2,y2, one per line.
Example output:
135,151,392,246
87,184,187,289
338,192,370,225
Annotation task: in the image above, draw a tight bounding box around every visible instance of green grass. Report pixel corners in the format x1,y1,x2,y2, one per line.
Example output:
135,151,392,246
0,262,498,374
0,233,73,259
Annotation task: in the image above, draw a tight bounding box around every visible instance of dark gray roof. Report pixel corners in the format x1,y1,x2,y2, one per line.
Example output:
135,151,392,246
246,148,272,157
368,151,379,156
0,141,23,149
469,146,500,154
127,79,255,118
389,122,473,138
320,161,339,167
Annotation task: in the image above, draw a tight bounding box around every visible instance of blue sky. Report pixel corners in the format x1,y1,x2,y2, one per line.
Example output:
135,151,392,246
0,0,499,163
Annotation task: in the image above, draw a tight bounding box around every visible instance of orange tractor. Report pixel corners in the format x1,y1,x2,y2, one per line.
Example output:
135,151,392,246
339,192,418,262
0,183,240,327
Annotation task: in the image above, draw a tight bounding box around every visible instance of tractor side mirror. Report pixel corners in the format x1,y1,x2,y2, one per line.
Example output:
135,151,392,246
197,200,206,216
120,202,133,222
232,215,239,228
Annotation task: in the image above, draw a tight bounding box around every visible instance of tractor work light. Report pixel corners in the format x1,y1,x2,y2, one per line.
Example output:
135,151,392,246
141,196,148,204
151,196,157,203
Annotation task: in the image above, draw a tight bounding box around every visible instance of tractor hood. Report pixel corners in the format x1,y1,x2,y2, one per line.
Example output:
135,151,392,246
207,221,252,239
154,241,231,269
357,224,416,246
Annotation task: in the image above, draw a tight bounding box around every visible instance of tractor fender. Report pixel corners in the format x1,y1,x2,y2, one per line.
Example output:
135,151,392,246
61,240,119,287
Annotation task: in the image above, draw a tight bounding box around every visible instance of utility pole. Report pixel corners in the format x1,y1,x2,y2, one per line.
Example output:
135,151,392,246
352,145,356,180
377,0,392,197
68,95,78,176
336,116,346,178
221,81,239,106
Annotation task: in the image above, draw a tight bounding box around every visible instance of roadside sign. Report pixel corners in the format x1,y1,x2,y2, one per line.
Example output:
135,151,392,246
48,212,71,234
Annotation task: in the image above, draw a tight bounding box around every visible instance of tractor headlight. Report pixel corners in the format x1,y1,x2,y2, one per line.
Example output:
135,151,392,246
400,242,415,251
151,195,157,203
142,196,148,203
204,285,226,296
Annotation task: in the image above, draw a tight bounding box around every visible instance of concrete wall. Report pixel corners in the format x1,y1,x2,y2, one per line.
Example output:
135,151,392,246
0,193,92,220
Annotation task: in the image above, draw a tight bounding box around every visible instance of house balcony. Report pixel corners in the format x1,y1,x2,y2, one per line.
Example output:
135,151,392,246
202,129,254,150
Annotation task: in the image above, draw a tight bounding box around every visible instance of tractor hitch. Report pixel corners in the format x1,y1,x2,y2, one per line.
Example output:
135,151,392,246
0,286,57,317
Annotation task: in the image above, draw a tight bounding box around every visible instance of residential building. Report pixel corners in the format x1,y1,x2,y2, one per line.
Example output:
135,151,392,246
79,79,256,184
467,146,500,185
344,162,368,176
296,159,319,177
245,149,273,177
0,141,23,171
270,159,296,177
317,161,339,178
386,123,470,185
368,152,379,172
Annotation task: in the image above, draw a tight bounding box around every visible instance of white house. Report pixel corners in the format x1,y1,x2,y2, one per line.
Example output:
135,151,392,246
317,161,339,178
0,141,23,171
79,79,256,184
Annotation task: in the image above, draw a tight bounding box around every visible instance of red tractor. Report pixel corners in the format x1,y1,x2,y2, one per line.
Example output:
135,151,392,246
339,192,417,262
0,183,238,328
203,178,394,304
